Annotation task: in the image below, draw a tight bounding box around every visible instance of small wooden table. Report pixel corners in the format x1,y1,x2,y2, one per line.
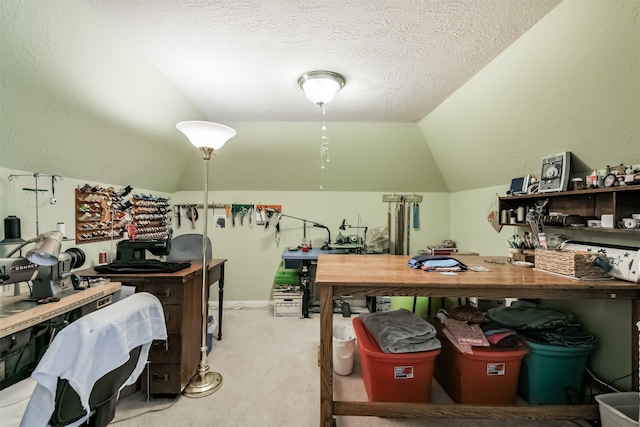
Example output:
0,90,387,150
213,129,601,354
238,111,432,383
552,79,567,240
315,254,640,426
0,281,121,339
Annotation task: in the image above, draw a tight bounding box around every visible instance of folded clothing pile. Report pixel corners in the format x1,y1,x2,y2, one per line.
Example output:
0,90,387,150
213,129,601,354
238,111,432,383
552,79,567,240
407,255,468,272
358,309,441,354
437,305,522,354
437,311,489,355
486,300,598,348
486,300,575,329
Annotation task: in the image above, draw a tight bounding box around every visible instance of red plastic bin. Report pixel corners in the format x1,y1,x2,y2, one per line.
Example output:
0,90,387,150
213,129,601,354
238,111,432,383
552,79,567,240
352,317,441,403
434,330,529,404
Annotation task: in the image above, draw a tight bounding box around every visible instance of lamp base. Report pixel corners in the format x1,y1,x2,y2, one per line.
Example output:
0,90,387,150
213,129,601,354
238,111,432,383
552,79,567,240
183,370,223,398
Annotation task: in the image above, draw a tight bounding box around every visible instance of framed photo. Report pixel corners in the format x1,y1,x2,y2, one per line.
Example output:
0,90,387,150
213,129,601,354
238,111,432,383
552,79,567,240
214,214,227,229
508,175,530,195
539,151,570,193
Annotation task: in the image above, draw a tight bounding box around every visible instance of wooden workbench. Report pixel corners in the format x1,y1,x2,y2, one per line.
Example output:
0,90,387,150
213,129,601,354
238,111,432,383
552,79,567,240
315,254,640,426
0,281,121,339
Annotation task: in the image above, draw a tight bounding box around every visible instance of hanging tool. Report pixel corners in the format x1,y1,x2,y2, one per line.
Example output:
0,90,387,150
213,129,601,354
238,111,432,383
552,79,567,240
406,200,411,255
274,214,281,247
387,198,392,254
175,205,182,228
187,205,198,229
239,207,248,225
396,197,405,255
231,204,240,226
49,176,57,205
413,203,419,229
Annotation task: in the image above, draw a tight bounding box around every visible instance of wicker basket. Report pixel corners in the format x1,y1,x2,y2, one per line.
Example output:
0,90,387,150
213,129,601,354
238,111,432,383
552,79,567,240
534,249,610,279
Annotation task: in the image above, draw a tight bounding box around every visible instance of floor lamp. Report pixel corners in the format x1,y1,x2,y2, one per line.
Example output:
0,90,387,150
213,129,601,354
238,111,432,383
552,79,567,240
177,120,236,398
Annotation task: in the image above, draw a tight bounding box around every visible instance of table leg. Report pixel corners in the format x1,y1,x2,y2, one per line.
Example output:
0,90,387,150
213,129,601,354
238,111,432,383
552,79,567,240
217,264,225,340
632,297,639,391
320,284,335,427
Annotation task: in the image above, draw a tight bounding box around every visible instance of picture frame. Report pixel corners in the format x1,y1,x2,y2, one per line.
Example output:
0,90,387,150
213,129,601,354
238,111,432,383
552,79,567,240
539,151,570,193
508,175,530,195
214,214,227,229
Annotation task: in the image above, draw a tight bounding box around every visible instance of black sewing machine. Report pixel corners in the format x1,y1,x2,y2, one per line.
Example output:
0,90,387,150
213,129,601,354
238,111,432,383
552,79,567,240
116,239,171,261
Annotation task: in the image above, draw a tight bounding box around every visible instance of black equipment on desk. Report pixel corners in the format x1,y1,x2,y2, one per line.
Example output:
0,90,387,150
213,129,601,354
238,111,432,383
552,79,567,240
116,239,171,261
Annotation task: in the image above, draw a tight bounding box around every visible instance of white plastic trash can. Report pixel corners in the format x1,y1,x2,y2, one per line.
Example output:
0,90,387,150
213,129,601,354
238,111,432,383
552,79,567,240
595,392,639,427
206,315,217,355
333,323,356,376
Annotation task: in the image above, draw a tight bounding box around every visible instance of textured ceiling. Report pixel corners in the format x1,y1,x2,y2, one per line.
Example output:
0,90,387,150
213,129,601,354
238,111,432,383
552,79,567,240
89,0,561,123
0,0,568,193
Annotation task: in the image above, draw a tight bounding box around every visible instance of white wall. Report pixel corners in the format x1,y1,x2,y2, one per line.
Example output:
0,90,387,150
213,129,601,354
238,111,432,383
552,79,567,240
0,167,171,266
1,168,451,302
449,185,510,256
419,0,640,192
171,190,451,302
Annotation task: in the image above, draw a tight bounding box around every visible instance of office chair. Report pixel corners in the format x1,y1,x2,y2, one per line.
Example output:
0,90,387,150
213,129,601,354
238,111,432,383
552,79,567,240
48,346,142,427
19,292,167,427
166,233,212,262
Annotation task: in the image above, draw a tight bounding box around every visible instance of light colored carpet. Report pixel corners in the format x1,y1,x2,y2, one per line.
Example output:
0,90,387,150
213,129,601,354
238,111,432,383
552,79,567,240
111,306,592,427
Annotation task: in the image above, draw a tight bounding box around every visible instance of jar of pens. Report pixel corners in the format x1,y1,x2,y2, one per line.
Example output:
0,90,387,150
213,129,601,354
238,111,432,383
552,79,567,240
507,232,536,263
506,200,549,265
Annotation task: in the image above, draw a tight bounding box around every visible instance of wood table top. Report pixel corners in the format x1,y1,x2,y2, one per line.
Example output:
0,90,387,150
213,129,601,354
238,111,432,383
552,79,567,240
315,254,640,293
0,281,121,338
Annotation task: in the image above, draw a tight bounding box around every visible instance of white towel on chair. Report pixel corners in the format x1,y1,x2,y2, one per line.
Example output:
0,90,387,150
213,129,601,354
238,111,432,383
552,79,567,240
20,292,167,427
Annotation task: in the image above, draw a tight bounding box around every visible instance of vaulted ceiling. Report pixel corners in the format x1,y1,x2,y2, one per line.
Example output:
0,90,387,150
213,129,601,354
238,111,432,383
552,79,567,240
2,0,592,193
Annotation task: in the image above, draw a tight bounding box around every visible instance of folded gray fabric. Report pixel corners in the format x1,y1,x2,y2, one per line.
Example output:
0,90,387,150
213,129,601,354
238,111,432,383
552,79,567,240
486,300,575,329
358,309,441,354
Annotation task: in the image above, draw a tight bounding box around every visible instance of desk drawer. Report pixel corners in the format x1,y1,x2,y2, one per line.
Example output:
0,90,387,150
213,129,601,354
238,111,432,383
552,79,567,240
160,304,182,334
149,335,182,364
144,364,182,395
137,283,184,305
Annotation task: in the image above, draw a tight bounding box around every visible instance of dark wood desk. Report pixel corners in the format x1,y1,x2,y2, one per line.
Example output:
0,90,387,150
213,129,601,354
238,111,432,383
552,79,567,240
76,259,226,394
315,254,640,426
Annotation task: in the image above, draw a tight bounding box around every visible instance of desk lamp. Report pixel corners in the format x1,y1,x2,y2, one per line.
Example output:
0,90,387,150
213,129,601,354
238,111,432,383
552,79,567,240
177,120,236,398
6,230,63,265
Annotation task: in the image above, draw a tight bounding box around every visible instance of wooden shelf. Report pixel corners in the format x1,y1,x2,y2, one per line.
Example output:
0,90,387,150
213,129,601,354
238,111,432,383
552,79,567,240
499,185,640,233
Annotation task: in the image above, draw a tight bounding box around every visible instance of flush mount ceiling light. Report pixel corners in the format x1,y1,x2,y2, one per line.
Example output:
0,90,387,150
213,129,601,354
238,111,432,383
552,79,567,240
298,71,346,183
298,71,345,106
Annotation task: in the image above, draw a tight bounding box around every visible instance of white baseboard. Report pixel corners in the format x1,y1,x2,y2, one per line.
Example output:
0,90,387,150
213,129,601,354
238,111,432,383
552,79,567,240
209,300,271,310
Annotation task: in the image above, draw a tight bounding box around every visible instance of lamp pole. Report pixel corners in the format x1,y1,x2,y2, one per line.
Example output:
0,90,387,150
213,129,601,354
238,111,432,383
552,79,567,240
183,146,222,397
177,120,235,398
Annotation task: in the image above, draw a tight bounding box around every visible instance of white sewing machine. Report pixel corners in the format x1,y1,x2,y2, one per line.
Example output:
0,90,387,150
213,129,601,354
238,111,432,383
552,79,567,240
560,240,640,283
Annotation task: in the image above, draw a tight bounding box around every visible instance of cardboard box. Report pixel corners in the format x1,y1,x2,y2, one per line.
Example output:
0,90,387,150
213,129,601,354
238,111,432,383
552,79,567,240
274,291,302,318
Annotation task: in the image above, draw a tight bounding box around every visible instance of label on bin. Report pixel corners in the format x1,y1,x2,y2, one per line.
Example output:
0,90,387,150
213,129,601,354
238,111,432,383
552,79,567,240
394,366,414,379
486,363,505,376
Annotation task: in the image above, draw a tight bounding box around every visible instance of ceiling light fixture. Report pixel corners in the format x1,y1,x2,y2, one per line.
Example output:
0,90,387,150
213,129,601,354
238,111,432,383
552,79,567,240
298,71,345,107
298,71,346,180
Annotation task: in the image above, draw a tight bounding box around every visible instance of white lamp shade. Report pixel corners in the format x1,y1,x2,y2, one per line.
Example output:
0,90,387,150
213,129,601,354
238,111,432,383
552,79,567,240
176,121,236,150
298,71,345,106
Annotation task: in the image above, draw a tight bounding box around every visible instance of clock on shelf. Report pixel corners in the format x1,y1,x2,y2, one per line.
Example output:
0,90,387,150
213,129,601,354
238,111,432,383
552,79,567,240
539,151,570,193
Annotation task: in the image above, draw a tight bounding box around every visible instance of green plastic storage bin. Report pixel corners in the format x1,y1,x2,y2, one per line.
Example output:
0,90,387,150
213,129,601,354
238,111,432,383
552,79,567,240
274,262,300,286
390,296,441,317
518,336,596,405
